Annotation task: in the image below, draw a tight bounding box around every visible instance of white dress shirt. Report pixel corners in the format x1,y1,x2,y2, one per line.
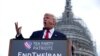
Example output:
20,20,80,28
42,28,54,39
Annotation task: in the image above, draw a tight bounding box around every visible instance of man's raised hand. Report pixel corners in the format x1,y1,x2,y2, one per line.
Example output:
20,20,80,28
15,22,22,35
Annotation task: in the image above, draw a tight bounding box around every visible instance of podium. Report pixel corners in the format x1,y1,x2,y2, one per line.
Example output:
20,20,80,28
9,39,72,56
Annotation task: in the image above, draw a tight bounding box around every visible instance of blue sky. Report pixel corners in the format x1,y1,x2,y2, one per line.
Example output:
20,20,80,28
0,0,100,56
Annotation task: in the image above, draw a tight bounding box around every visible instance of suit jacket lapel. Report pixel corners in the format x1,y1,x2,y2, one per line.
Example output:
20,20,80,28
40,30,45,39
51,31,58,39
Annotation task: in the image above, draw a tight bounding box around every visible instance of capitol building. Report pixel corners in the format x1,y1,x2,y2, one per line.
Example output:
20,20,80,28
55,0,97,56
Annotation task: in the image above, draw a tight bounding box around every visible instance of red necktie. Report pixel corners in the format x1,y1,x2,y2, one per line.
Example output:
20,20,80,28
45,30,50,39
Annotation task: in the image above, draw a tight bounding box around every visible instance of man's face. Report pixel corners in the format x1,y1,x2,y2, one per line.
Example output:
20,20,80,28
43,14,55,29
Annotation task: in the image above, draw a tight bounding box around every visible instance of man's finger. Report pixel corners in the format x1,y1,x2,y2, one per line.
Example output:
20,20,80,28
15,22,18,27
15,22,20,34
19,27,22,30
15,22,18,30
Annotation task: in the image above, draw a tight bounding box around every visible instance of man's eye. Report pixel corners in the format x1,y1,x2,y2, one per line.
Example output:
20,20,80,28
46,17,49,19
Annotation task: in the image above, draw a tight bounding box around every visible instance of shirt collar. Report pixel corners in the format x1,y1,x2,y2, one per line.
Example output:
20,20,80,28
49,28,54,34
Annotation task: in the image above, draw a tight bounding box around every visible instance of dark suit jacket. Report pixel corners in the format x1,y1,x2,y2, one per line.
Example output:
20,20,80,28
15,30,67,40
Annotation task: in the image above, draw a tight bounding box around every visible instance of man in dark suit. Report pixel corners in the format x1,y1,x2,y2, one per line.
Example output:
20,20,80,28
15,13,67,40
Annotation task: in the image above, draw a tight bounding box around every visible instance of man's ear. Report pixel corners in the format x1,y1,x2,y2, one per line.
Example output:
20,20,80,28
53,19,56,25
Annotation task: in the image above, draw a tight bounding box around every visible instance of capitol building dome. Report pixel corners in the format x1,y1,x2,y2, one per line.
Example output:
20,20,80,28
55,0,97,56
